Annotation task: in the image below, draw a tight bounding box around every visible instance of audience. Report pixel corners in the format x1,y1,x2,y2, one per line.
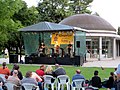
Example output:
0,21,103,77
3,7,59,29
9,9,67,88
0,62,10,77
72,69,85,81
53,64,66,77
90,70,102,88
45,65,53,75
11,64,23,80
1,62,120,90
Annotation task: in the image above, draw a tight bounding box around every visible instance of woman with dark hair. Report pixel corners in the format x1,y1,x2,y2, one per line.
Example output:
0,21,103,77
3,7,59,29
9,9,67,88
90,70,102,88
0,62,10,77
11,64,23,80
106,72,114,90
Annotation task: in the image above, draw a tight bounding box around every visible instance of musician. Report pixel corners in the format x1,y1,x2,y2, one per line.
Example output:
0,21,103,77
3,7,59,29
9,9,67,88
67,41,73,57
38,42,45,57
40,42,45,54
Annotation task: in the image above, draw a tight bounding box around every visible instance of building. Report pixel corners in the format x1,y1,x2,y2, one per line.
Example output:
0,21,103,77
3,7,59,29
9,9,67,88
60,14,120,60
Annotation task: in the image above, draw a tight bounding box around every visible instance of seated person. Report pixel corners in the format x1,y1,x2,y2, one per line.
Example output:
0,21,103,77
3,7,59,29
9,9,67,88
41,42,45,53
21,71,38,85
67,41,73,57
38,42,46,57
32,72,43,82
53,64,66,77
54,44,60,57
36,64,46,79
106,72,114,89
7,70,21,90
31,72,43,90
0,62,10,77
45,65,53,75
11,64,23,80
72,69,86,87
90,70,102,88
72,69,85,81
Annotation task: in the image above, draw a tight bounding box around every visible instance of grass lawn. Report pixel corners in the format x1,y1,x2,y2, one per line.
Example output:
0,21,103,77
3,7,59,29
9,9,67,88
5,64,114,90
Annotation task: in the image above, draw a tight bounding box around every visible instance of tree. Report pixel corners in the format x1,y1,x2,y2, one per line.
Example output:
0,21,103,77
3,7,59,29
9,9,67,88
37,0,93,23
37,0,73,23
0,0,24,51
69,0,93,14
13,1,39,26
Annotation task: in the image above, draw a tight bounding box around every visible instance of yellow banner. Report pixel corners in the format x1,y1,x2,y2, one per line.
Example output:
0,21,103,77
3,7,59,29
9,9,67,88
51,31,73,44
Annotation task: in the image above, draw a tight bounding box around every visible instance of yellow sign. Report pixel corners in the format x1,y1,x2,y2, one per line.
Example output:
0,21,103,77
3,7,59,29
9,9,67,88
51,31,73,44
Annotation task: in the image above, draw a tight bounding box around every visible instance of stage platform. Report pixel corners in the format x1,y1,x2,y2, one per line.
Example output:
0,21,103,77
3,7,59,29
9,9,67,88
25,56,84,66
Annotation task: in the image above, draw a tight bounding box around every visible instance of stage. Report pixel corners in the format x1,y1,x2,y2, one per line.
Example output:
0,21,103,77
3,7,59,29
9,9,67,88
25,56,84,66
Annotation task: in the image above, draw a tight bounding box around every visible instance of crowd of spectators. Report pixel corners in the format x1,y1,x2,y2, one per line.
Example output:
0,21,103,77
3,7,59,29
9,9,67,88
0,62,120,90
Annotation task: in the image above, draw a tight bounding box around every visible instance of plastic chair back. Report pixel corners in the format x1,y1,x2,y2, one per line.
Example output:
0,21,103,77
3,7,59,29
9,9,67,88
5,82,18,90
57,75,70,84
72,79,85,90
43,75,55,90
0,74,6,82
57,75,70,90
22,83,39,90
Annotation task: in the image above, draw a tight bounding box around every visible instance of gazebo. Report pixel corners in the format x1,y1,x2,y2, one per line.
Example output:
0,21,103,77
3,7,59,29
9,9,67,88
60,14,120,60
20,22,86,66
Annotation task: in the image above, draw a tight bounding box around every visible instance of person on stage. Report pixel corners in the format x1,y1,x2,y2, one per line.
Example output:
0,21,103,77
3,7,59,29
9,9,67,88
67,41,73,57
38,42,46,57
40,42,45,54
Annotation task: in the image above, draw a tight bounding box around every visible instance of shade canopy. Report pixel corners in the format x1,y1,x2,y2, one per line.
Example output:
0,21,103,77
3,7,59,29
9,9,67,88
20,21,74,32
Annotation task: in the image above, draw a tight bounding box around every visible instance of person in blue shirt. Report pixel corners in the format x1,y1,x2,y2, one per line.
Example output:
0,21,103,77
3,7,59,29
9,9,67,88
72,69,85,81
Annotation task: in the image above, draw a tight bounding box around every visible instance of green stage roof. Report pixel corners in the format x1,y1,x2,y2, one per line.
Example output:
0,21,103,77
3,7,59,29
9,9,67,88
20,22,74,32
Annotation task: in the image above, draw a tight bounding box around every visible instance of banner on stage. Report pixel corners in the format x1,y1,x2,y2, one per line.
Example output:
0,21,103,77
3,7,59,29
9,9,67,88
51,31,73,44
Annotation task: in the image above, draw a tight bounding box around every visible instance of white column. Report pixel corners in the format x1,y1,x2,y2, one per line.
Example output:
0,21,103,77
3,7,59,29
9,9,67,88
113,38,116,60
118,41,119,56
99,37,102,60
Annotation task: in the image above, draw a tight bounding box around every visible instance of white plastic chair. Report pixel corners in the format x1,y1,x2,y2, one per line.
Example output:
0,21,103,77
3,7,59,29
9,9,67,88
71,79,85,90
0,74,6,82
22,83,39,90
57,75,70,90
5,82,20,90
85,86,98,90
43,75,56,90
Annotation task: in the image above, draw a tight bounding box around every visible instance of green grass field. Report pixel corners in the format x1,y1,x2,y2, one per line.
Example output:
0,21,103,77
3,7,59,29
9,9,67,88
5,64,114,90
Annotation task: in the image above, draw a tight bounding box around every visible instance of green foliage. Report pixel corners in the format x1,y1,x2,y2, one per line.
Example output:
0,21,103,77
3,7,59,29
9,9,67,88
0,0,24,50
13,2,39,26
37,0,93,23
37,0,73,23
69,0,93,14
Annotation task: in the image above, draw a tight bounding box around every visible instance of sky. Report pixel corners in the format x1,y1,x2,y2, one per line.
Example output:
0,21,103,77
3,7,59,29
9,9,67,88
23,0,120,29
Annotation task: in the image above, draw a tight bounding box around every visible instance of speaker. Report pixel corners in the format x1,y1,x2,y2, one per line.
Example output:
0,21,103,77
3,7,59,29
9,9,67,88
74,56,80,66
76,41,80,48
9,54,18,63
